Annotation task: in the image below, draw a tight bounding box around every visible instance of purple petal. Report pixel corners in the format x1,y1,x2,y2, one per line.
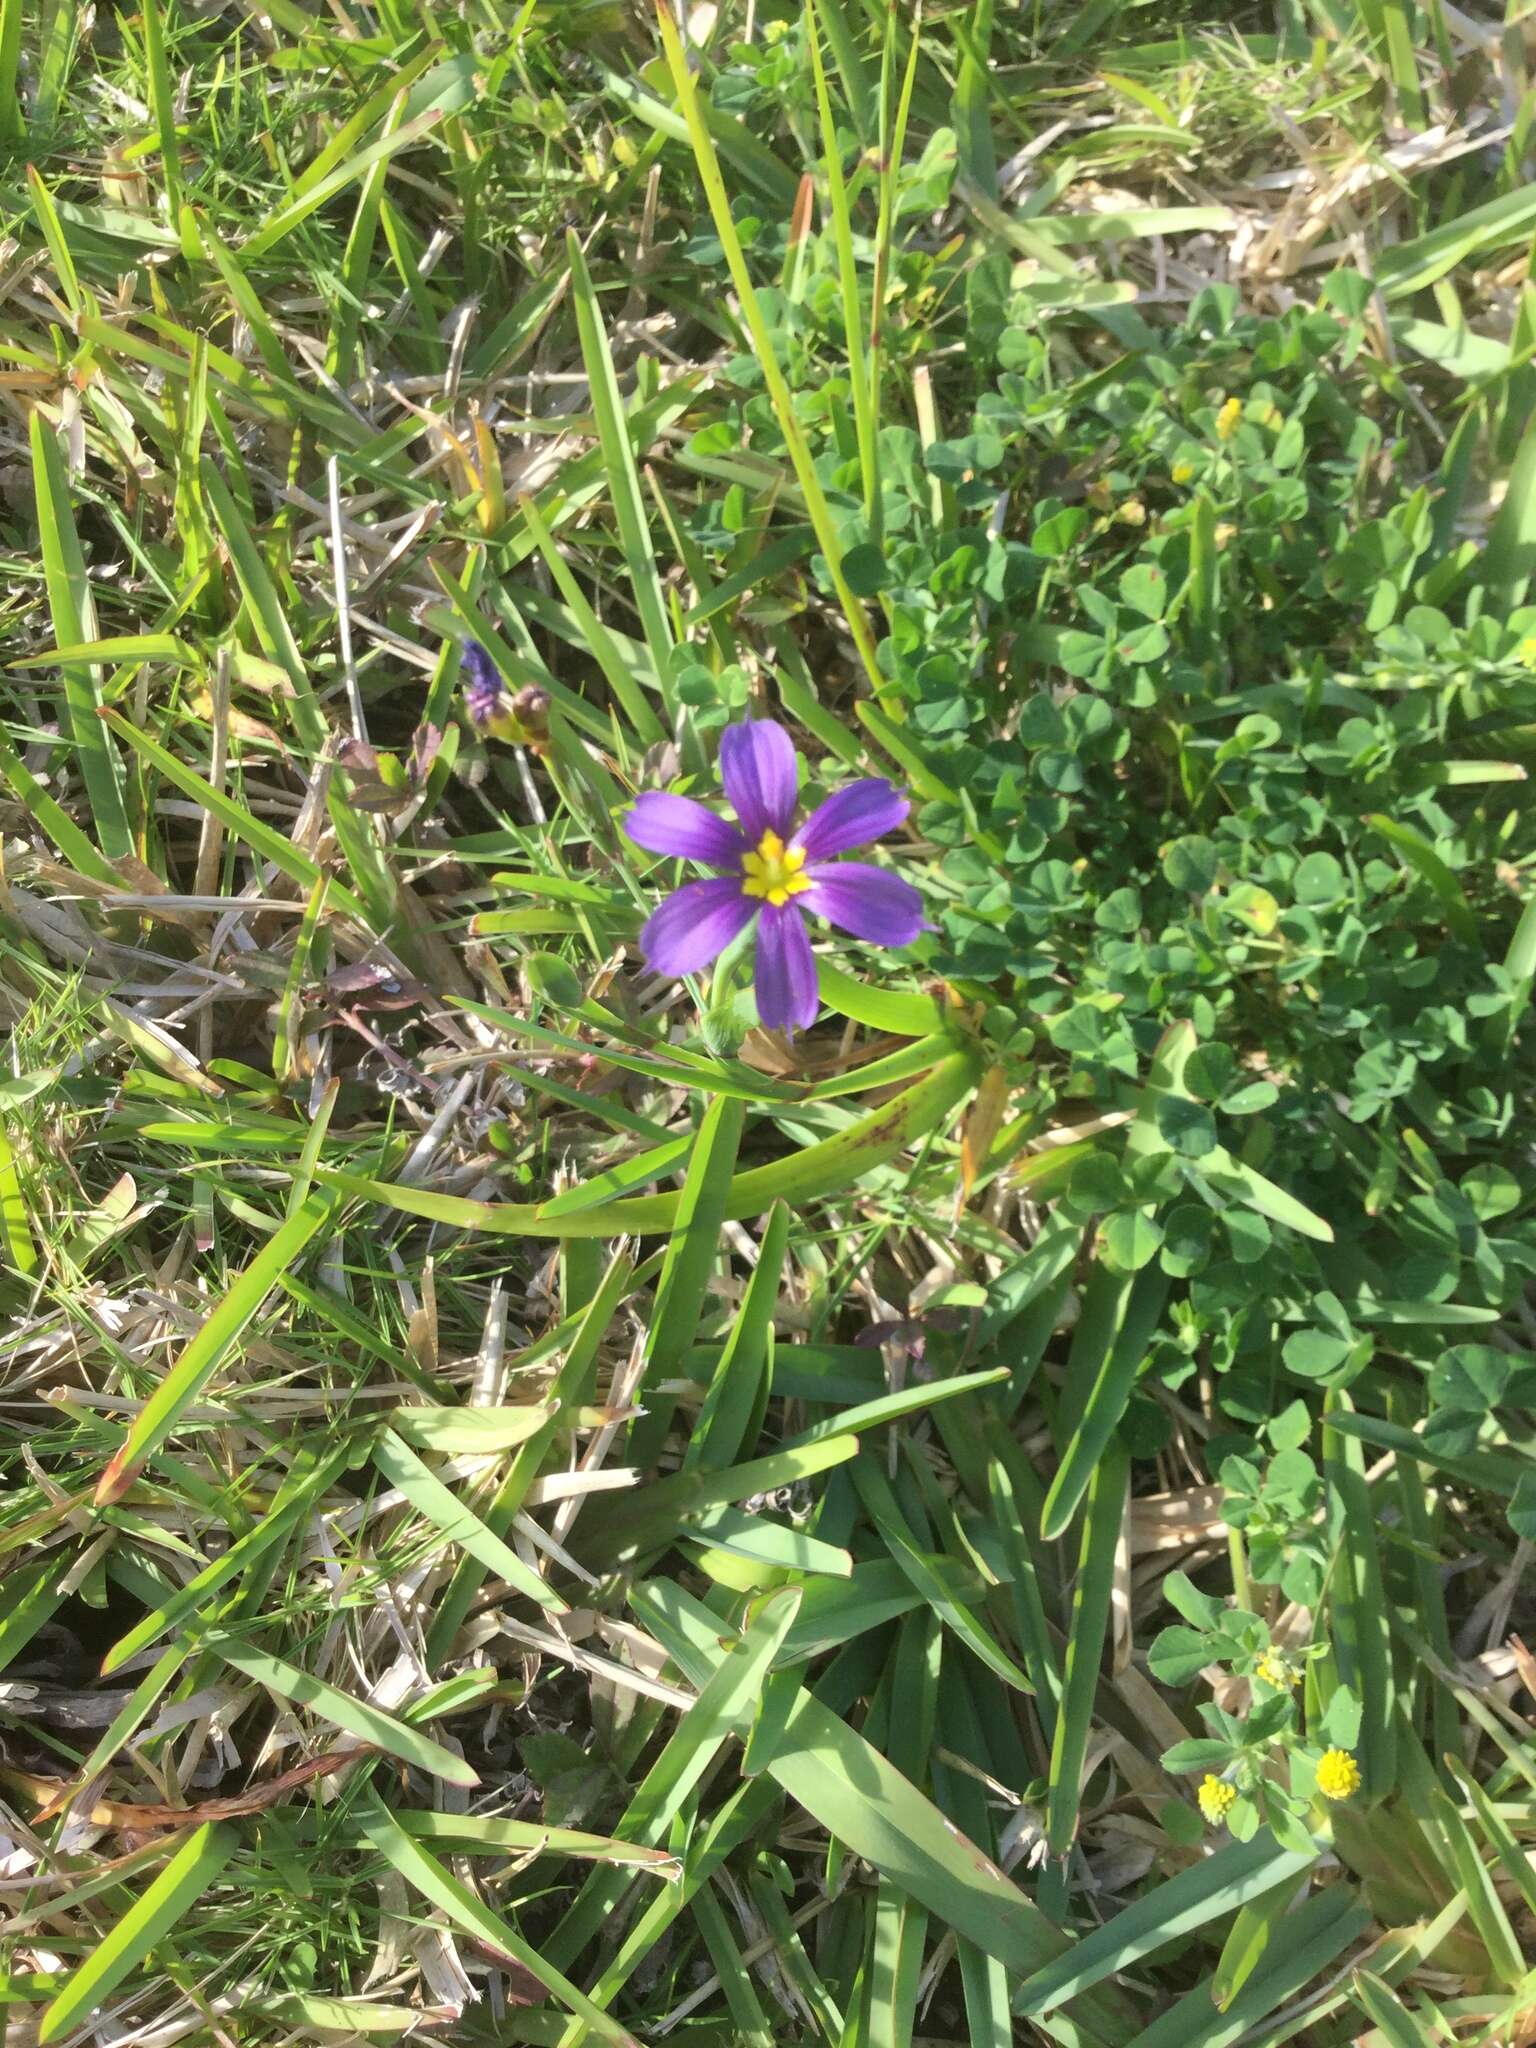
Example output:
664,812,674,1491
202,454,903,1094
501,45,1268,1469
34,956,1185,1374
625,793,746,868
803,863,924,948
754,903,819,1034
640,878,755,977
461,642,506,729
719,720,798,841
793,780,909,860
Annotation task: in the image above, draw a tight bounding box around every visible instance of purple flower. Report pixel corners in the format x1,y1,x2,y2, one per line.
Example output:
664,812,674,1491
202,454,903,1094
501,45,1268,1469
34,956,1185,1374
462,643,506,731
461,643,550,748
625,718,923,1034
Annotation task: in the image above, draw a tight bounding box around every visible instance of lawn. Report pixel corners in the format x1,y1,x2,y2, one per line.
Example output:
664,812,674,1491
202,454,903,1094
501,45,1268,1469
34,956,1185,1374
3,2,1536,2044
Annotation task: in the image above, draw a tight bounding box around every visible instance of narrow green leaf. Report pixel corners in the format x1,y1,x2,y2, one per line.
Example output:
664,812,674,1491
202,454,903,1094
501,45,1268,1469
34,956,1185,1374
565,228,675,705
1047,1443,1129,1865
95,1192,341,1503
687,1199,790,1471
631,1093,746,1464
242,104,455,262
102,710,370,923
1043,1266,1168,1540
372,1428,567,1613
1365,812,1478,944
547,1587,802,1968
1019,1840,1314,2016
427,1249,637,1665
854,1459,1032,1695
0,1559,68,1677
355,1791,640,2045
40,1825,235,2045
788,1368,1008,1449
322,1052,980,1238
389,1405,555,1454
30,411,132,859
653,2,888,705
208,1637,478,1786
1351,1969,1441,2048
101,1442,354,1673
394,1811,680,1872
632,1579,1133,2037
588,1435,859,1567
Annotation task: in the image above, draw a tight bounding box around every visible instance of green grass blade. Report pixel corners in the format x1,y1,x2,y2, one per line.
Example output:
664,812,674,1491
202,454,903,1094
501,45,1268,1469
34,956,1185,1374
139,0,182,219
635,1578,1135,2040
96,1191,341,1503
546,1586,802,1966
0,0,21,143
687,1197,790,1470
653,2,888,705
514,489,666,743
425,1250,636,1664
565,229,676,709
101,1441,354,1673
854,1456,1033,1693
320,1051,980,1238
372,1427,568,1614
355,1789,642,2045
39,1824,235,2046
0,1558,68,1676
1324,1394,1398,1801
30,411,132,859
209,1636,477,1786
1018,1839,1315,2016
1365,812,1480,943
630,1092,745,1463
808,0,879,525
102,709,370,922
1042,1266,1168,1540
1046,1443,1129,1872
394,1810,680,1872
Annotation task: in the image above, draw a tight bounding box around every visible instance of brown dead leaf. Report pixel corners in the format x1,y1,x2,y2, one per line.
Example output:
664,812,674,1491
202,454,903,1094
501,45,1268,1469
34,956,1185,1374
959,1063,1011,1207
6,1744,370,1829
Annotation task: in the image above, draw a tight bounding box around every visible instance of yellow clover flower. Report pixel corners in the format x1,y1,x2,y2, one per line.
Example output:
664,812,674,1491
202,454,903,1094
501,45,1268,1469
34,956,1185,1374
1215,396,1243,442
1517,635,1536,670
1198,1775,1237,1826
1171,459,1195,485
1255,1649,1296,1689
1316,1748,1361,1801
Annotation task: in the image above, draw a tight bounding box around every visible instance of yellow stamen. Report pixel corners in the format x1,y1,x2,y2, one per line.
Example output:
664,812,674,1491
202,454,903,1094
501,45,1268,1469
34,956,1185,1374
740,828,811,909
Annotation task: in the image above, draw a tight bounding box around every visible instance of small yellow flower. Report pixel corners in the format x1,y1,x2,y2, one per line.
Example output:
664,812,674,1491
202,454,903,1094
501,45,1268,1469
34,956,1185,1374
1517,635,1536,670
1255,1649,1297,1689
1198,1775,1237,1826
1316,1748,1361,1801
1115,498,1147,527
1215,396,1243,442
1171,460,1195,485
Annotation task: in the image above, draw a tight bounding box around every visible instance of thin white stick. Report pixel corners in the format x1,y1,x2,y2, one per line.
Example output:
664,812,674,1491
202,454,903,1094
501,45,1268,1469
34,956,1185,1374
328,454,367,742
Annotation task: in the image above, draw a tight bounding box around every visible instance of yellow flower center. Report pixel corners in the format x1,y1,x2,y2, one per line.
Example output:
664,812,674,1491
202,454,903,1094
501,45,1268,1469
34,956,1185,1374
1198,1775,1237,1826
741,829,811,908
1315,1748,1361,1801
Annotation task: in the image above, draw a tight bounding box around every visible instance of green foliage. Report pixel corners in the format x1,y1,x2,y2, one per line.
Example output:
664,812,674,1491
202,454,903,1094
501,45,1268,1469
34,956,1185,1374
1,3,1534,2046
